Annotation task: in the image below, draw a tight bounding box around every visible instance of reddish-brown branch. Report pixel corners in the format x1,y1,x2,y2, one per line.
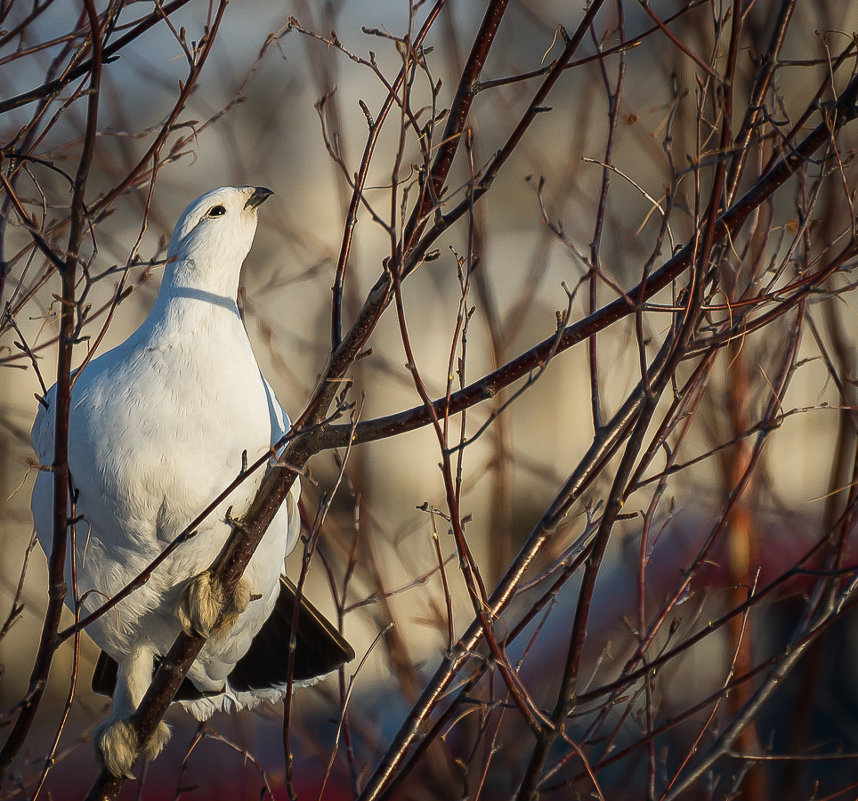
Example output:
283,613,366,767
400,0,510,253
0,0,196,115
2,5,854,799
326,0,448,350
355,71,858,801
0,0,102,782
81,3,551,795
403,0,608,279
88,1,229,217
724,0,796,204
586,4,626,433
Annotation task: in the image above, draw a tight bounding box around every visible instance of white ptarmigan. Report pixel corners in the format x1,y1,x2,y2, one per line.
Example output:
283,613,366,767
31,186,353,777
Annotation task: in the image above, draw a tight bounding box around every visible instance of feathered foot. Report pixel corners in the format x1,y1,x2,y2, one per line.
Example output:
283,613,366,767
177,571,250,638
142,720,171,761
95,718,171,777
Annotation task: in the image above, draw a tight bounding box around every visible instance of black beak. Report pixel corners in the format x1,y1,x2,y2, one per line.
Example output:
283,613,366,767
245,187,274,210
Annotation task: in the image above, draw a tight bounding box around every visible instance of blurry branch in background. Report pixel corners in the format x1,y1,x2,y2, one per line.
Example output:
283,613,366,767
2,1,858,801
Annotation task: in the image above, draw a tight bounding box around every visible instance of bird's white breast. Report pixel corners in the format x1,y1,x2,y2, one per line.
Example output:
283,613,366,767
33,298,293,668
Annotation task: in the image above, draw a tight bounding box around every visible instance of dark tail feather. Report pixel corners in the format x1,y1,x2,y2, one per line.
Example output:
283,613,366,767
92,577,354,699
229,576,354,690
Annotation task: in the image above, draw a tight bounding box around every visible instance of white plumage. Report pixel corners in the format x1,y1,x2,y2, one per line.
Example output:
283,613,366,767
31,186,351,776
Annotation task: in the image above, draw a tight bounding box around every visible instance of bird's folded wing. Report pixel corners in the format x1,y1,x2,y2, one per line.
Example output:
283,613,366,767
92,576,354,698
30,390,55,462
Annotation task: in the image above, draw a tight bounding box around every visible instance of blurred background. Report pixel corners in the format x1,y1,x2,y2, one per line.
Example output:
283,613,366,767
2,1,858,799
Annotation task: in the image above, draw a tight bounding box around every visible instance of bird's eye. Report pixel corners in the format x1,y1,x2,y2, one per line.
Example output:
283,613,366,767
208,205,226,217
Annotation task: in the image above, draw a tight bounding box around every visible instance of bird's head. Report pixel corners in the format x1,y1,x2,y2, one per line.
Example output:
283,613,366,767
163,186,274,297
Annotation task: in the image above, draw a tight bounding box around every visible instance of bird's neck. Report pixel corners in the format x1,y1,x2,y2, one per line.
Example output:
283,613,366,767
144,258,246,342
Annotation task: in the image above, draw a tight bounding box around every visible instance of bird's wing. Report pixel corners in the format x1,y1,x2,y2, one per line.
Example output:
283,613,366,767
30,387,56,464
261,374,290,457
30,389,58,554
261,373,302,551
